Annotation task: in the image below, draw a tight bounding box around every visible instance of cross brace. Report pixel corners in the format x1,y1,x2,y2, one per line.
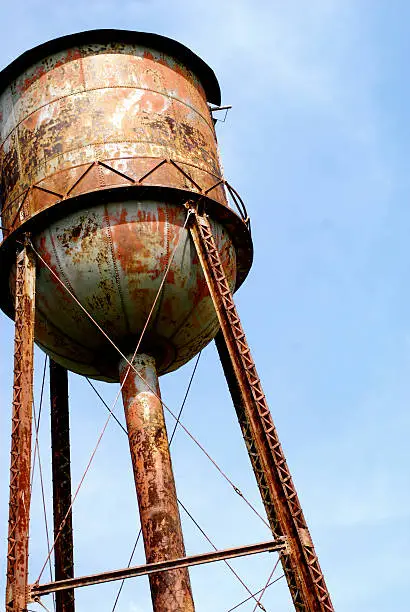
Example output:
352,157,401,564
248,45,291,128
29,539,286,600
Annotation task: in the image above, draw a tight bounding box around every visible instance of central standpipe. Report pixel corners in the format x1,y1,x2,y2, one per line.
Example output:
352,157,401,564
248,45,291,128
119,354,195,612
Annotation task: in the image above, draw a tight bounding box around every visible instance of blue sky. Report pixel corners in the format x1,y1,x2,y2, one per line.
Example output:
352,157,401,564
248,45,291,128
1,1,410,610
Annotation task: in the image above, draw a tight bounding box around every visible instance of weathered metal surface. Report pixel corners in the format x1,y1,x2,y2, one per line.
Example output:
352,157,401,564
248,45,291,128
50,359,75,612
119,353,195,612
6,241,36,612
30,539,286,598
30,199,236,380
0,32,227,237
189,211,334,612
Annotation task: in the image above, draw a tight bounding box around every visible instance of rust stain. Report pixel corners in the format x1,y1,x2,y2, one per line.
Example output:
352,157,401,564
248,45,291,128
120,354,195,611
17,64,47,94
16,49,83,94
1,146,19,198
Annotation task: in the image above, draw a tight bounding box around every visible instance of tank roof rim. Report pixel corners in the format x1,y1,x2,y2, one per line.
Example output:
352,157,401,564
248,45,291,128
0,28,221,104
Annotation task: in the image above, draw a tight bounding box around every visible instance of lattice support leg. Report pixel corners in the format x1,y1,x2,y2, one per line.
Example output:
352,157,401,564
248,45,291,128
50,359,75,612
6,240,36,612
189,210,333,612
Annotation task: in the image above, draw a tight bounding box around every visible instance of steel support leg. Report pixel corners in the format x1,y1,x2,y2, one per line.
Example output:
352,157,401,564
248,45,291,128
50,359,75,612
119,353,195,612
189,211,333,612
6,241,36,612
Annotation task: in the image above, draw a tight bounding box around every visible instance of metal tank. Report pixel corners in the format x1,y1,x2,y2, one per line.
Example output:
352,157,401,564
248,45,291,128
2,29,336,612
0,29,253,612
0,29,252,381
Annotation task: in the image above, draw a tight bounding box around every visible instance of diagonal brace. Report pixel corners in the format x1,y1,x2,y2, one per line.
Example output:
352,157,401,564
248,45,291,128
29,539,286,600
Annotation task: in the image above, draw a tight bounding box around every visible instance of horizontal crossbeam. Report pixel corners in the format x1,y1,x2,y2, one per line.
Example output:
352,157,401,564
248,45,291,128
30,539,286,600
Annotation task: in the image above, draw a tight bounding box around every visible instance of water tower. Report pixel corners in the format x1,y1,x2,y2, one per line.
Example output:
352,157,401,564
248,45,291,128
0,30,333,611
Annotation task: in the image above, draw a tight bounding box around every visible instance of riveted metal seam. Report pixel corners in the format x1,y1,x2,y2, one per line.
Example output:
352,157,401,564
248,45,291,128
149,203,170,333
103,203,130,335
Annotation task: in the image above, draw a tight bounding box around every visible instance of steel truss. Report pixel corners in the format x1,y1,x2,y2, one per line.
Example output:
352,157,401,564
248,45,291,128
6,240,36,612
189,208,334,612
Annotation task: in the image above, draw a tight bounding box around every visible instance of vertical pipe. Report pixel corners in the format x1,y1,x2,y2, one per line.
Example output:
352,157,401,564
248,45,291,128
50,359,75,612
119,353,195,612
6,242,36,612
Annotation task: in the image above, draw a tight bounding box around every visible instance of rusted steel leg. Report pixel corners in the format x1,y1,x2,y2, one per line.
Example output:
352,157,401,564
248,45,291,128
189,211,333,612
6,241,36,612
119,353,195,612
50,359,75,612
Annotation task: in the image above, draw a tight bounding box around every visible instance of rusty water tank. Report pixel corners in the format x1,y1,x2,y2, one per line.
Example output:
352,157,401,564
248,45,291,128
0,29,252,381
